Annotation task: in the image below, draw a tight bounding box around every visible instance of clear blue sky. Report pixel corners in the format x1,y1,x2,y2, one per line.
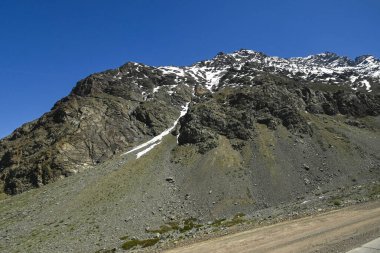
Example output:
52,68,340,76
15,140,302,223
1,0,379,138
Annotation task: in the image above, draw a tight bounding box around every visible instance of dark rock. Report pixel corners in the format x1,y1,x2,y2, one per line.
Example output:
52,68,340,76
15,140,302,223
345,119,366,128
166,177,175,183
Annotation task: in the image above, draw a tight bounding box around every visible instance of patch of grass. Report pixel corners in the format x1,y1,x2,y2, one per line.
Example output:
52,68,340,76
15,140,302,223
147,224,175,234
211,218,227,227
147,218,202,234
222,213,246,227
167,221,180,230
211,213,246,228
121,238,160,250
179,218,202,233
329,198,342,206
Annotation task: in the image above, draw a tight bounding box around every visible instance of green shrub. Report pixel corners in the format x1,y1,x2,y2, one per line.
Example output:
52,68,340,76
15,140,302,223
121,238,160,250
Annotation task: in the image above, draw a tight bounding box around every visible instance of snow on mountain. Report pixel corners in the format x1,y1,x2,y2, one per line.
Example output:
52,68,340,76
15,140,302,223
156,50,380,93
122,102,190,159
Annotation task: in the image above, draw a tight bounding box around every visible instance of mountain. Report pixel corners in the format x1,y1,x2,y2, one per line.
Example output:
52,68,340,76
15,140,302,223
0,50,379,194
0,50,379,252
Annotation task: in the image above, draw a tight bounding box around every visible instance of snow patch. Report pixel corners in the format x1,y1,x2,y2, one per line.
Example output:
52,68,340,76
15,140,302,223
159,66,185,77
350,76,359,83
204,69,225,91
153,86,160,93
122,102,190,158
360,80,371,92
136,142,161,159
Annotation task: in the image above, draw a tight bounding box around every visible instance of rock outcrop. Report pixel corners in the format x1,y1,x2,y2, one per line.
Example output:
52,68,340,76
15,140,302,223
0,63,192,194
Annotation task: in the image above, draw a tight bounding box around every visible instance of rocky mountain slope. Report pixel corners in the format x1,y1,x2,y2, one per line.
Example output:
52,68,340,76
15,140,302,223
1,49,379,195
1,50,380,252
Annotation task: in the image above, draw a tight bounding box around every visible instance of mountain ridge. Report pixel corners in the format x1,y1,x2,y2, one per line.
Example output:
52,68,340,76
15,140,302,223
157,49,380,92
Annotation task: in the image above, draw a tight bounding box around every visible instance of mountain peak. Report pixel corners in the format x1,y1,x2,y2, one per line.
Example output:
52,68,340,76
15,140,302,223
355,55,379,65
317,51,338,57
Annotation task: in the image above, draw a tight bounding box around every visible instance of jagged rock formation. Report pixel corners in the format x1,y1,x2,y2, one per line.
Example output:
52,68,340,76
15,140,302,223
0,50,379,195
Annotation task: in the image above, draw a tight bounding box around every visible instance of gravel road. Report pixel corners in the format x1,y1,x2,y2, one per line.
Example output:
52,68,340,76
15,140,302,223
164,201,380,253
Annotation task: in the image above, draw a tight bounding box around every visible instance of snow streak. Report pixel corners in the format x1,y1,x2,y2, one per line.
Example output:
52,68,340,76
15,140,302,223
122,102,190,159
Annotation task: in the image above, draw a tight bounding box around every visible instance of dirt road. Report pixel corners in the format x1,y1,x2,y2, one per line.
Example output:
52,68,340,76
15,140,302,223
164,201,380,253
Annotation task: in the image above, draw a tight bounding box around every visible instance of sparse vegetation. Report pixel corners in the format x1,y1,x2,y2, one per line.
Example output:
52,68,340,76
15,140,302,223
147,224,176,234
212,213,246,227
330,198,342,206
223,213,246,227
211,218,227,227
179,218,202,233
147,218,202,235
121,238,160,250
